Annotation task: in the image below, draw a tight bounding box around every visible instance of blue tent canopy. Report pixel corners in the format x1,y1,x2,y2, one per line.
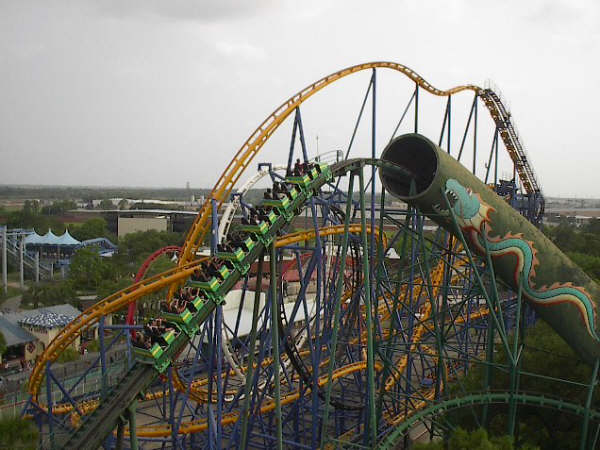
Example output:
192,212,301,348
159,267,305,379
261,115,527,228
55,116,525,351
55,230,80,246
24,232,44,245
25,230,81,247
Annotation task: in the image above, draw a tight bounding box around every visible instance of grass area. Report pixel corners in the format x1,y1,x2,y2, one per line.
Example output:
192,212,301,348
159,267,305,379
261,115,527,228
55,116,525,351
0,286,22,303
0,415,38,448
6,272,19,283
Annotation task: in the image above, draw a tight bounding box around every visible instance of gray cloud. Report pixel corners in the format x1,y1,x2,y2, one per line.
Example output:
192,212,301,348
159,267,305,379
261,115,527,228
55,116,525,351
92,0,277,22
0,0,599,197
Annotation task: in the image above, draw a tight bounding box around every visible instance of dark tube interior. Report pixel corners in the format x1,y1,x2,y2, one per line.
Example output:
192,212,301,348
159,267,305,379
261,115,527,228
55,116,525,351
380,134,438,199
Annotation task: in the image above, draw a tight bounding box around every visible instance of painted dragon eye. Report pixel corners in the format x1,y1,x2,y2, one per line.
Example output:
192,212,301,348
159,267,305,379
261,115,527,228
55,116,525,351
446,190,458,208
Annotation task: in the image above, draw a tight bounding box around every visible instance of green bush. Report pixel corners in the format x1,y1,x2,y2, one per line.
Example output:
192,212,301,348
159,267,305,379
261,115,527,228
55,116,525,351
414,427,537,450
21,281,75,309
86,339,100,353
56,347,79,363
0,415,38,449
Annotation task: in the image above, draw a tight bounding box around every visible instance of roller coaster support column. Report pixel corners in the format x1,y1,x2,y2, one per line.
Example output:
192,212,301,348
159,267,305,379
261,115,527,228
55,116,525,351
480,221,504,428
46,362,55,449
414,83,419,132
19,236,24,290
34,251,39,283
417,206,447,401
99,316,107,398
1,226,6,294
127,401,139,450
320,172,355,448
240,250,265,449
270,242,283,450
115,417,124,450
211,198,218,256
507,274,524,435
440,189,513,364
359,166,377,445
370,68,378,356
580,358,599,450
216,300,224,445
473,93,478,174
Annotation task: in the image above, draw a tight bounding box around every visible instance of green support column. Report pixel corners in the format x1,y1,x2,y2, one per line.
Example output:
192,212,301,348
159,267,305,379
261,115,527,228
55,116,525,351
270,243,283,450
127,401,138,450
320,173,355,448
240,251,265,449
580,358,599,450
507,274,524,435
417,208,447,399
375,181,388,425
115,417,125,450
359,167,377,445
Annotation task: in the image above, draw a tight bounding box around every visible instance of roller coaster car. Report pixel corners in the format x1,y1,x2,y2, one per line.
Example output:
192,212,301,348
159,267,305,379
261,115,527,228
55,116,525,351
260,209,279,225
188,261,231,292
159,298,194,325
133,339,165,366
217,246,246,265
262,194,291,213
133,322,182,372
239,217,270,235
285,184,300,200
226,233,257,254
319,163,332,180
285,173,311,188
159,296,207,336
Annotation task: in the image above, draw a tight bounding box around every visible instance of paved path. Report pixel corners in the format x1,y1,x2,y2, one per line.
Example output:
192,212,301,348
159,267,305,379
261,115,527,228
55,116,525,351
2,295,22,312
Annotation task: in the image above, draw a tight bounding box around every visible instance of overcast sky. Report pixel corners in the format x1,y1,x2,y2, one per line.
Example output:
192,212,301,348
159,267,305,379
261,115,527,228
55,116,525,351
1,0,599,197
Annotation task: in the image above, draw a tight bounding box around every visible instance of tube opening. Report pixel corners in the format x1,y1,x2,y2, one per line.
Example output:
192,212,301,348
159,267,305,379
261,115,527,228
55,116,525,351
380,134,438,199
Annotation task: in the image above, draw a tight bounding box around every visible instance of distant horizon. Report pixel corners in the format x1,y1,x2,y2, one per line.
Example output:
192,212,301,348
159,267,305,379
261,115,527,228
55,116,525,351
0,183,211,190
1,183,600,201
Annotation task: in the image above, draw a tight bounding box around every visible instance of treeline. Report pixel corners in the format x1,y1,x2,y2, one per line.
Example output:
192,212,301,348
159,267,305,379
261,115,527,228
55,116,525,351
543,219,600,281
0,185,211,201
1,200,116,243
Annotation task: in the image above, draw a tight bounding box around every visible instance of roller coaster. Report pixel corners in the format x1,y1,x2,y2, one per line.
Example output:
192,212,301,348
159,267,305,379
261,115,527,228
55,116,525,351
23,62,600,449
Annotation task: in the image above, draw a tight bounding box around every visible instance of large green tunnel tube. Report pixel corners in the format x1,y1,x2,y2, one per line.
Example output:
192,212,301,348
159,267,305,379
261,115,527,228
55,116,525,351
380,133,600,364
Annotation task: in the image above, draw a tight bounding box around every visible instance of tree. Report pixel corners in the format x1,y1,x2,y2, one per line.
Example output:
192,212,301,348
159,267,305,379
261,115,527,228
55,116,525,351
414,428,536,450
0,416,39,449
22,281,76,308
567,252,600,281
70,218,111,242
69,247,117,291
96,277,132,300
56,347,79,363
116,230,183,267
41,200,77,215
118,198,129,210
22,200,40,216
0,331,6,356
98,199,115,210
